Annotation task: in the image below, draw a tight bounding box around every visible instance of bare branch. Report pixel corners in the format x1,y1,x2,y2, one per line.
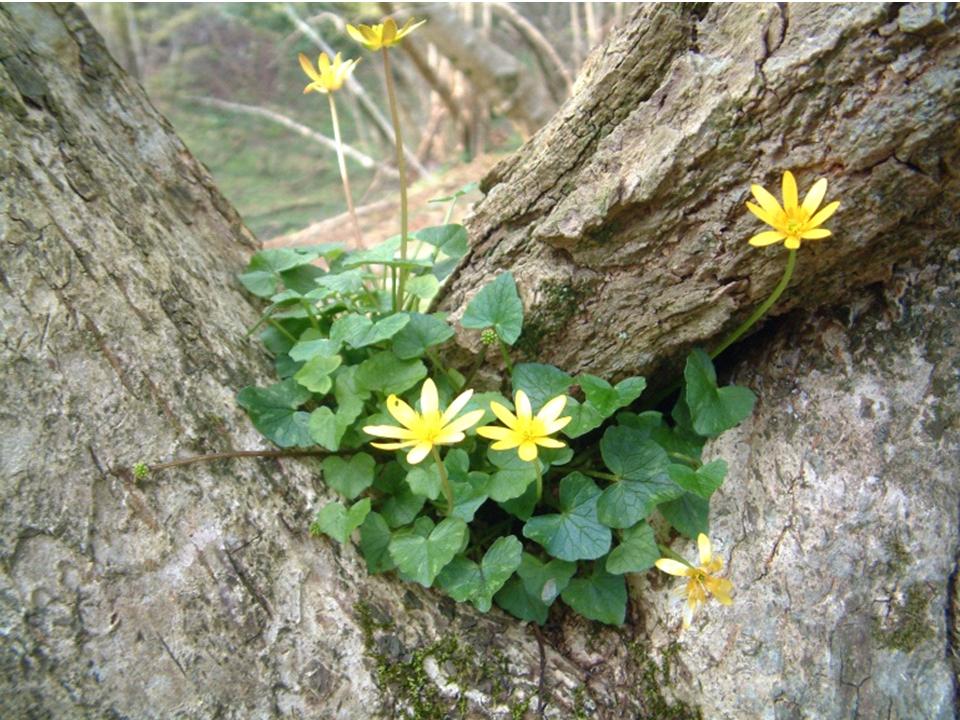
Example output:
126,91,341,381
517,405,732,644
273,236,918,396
489,2,572,103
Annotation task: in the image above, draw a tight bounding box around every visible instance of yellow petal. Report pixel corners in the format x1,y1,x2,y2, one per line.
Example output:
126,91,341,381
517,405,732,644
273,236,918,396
697,534,712,566
518,441,539,462
298,53,321,82
318,52,331,74
433,431,466,445
490,401,519,430
745,201,777,228
707,577,734,605
807,200,840,228
534,437,566,449
784,237,801,250
441,389,474,426
514,390,532,420
406,442,432,464
543,415,572,434
748,230,786,247
302,84,316,95
801,177,828,215
441,409,485,435
371,440,416,450
420,378,439,415
782,171,798,211
800,228,831,240
491,436,523,451
382,18,397,45
682,600,695,629
363,424,415,440
655,559,693,577
476,425,512,440
346,24,367,44
536,395,568,424
396,18,427,40
387,395,419,429
751,183,785,219
360,24,381,47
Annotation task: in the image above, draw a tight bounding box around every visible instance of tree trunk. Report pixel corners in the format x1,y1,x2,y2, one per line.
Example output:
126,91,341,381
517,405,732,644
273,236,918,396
1,4,958,720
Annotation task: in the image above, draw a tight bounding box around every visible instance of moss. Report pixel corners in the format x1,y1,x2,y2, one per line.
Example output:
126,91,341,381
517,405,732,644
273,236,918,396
873,583,934,653
516,279,591,357
628,641,703,720
885,536,911,575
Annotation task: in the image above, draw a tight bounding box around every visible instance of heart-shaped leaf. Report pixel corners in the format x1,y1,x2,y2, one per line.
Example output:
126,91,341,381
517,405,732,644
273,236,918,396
388,517,468,587
667,459,727,499
511,363,572,411
601,425,670,480
683,349,756,437
523,473,611,561
659,492,710,539
561,566,627,626
437,535,523,611
461,272,524,345
237,379,313,448
294,354,342,394
494,575,549,624
606,522,660,574
596,473,684,528
392,313,455,359
517,553,576,605
359,511,395,573
322,453,375,500
310,498,371,543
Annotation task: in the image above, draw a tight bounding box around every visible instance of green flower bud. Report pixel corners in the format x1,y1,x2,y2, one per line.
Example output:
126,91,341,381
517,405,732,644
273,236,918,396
480,328,498,346
132,462,150,480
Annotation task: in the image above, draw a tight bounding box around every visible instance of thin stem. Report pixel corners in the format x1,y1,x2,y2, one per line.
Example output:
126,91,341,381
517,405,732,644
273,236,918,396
711,249,797,359
382,47,410,312
497,337,514,375
141,449,330,474
533,461,543,503
442,197,458,226
328,92,364,247
431,446,454,516
426,349,460,389
268,319,298,343
657,544,692,566
668,451,702,469
300,299,320,330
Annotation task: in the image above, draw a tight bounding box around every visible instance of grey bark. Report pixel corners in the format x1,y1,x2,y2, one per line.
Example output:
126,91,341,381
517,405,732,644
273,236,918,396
1,4,958,720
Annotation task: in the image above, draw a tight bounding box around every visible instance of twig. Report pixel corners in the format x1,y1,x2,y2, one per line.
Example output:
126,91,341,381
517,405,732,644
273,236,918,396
145,449,329,473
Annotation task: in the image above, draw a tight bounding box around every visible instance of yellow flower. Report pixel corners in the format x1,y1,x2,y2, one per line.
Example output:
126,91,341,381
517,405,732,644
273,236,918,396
298,52,360,94
476,391,571,463
346,17,426,51
363,379,484,464
746,170,840,250
655,533,733,630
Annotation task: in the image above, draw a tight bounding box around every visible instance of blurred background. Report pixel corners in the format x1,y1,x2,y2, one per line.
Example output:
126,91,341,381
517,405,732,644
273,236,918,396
83,2,625,247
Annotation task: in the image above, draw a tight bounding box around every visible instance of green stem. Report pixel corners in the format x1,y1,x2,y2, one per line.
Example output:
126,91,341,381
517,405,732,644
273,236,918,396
300,299,320,330
668,451,701,469
533,461,543,503
268,319,297,343
426,349,460,389
328,92,363,247
657,544,692,566
431,446,454,517
382,47,410,313
711,249,797,359
497,337,514,374
139,448,330,474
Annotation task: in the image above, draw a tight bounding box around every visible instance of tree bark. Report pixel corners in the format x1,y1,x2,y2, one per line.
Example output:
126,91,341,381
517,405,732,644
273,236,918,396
2,4,958,720
442,3,959,389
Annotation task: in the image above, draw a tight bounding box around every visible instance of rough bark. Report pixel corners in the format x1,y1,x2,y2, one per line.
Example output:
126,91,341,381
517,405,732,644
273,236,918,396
442,3,959,389
2,4,958,720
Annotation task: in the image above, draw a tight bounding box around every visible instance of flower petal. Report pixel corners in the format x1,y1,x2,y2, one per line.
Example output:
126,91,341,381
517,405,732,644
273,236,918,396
682,599,695,629
745,201,778,228
387,395,419,429
441,409,485,435
801,177,828,215
346,24,367,44
514,390,532,420
406,442,432,465
397,17,426,39
536,395,568,424
440,388,474,426
782,171,798,211
491,436,523,451
476,425,513,440
708,578,734,605
534,437,566,449
298,53,321,82
382,18,397,45
800,228,831,240
363,424,415,440
784,237,801,250
748,230,786,247
697,534,712,566
490,401,519,430
518,441,539,462
807,200,840,228
655,559,693,577
371,440,416,450
318,52,331,73
419,378,439,415
543,415,572,434
434,431,466,445
751,183,785,219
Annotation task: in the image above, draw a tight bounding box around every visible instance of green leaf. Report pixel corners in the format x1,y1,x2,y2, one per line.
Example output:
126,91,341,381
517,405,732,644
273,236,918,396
562,398,606,438
497,479,539,520
322,453,375,500
356,351,427,395
406,464,442,500
486,447,539,502
429,182,478,203
606,522,660,574
240,248,319,298
389,517,469,587
293,354,342,394
310,498,371,543
659,492,710,539
578,374,620,416
561,566,627,626
667,459,727,499
683,349,756,437
494,575,549,624
406,274,441,301
392,313,455,360
600,426,670,480
449,472,490,523
308,407,350,451
359,511,395,573
376,463,427,528
290,329,342,362
615,376,647,406
314,268,367,294
237,379,313,448
461,272,524,345
437,535,523,612
330,313,410,349
413,224,468,258
596,473,684,528
523,473,611,561
334,365,369,423
517,553,576,605
511,363,573,411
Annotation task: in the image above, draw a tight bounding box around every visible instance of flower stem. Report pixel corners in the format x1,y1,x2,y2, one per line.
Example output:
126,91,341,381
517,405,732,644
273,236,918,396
382,47,409,313
533,461,543,503
711,249,797,359
328,92,363,247
657,544,693,566
668,451,702,469
497,337,514,374
431,445,454,516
